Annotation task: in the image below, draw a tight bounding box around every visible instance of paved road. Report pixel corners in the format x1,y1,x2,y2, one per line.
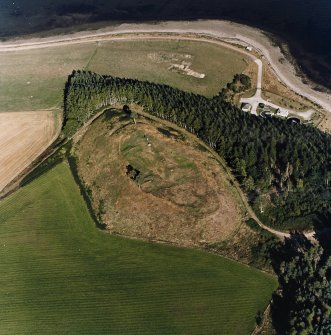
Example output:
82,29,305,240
1,20,330,112
241,60,262,115
0,30,318,241
240,59,315,120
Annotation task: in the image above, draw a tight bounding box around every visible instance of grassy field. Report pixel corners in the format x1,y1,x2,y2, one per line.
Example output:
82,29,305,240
75,110,242,246
0,43,96,111
0,38,250,112
0,162,277,334
87,39,249,97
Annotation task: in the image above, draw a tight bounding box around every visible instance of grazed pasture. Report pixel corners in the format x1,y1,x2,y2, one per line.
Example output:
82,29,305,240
0,38,250,112
87,39,250,97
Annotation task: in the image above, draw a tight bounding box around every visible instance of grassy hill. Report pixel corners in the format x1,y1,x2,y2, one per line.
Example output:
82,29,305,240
0,162,276,334
75,110,243,246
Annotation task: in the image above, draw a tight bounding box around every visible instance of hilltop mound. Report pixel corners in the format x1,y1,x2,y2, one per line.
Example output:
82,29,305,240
75,109,242,246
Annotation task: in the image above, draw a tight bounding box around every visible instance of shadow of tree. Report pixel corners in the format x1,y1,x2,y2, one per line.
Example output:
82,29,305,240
269,232,314,334
313,216,331,254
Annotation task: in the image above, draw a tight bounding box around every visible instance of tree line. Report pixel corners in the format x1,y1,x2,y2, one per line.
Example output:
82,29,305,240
63,70,330,230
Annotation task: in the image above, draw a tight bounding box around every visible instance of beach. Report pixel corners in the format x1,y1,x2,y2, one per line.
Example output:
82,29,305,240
1,20,330,114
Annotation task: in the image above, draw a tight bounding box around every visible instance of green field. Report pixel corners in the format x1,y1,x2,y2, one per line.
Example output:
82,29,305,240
0,39,249,112
0,162,276,334
0,43,96,111
87,39,249,98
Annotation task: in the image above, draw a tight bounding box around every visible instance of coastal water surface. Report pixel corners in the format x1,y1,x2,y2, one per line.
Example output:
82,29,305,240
0,0,330,89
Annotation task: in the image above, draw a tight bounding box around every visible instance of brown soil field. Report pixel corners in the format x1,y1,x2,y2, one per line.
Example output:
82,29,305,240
0,111,57,191
75,110,242,247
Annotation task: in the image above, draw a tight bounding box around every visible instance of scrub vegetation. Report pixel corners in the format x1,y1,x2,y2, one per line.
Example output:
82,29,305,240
2,30,330,335
75,109,242,246
63,70,330,231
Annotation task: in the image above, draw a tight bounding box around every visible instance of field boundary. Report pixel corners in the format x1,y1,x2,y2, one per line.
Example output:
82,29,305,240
0,161,277,334
130,108,300,240
0,33,318,240
67,156,106,230
0,101,313,241
0,110,62,198
71,103,312,240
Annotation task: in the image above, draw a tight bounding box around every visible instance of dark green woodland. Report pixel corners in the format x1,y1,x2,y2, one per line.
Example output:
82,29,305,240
272,240,331,334
63,70,331,231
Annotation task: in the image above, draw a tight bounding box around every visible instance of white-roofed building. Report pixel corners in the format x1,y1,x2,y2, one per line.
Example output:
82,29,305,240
276,109,289,118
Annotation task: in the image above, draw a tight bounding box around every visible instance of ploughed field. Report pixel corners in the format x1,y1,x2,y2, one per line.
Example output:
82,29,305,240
75,110,242,246
0,111,57,192
0,162,277,334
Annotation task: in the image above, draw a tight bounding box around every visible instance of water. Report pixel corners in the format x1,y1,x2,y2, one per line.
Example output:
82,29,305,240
0,0,330,89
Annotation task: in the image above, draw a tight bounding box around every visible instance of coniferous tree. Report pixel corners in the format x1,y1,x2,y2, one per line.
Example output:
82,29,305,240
63,70,331,230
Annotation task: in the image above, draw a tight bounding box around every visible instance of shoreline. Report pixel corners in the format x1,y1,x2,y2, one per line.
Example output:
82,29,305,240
1,19,330,114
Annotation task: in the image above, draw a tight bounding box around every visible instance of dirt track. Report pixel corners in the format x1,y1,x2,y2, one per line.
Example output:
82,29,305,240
0,21,322,240
0,20,330,114
0,111,57,192
134,109,316,241
76,113,242,246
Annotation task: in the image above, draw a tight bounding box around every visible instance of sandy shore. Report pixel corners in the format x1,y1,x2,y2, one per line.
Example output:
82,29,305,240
1,20,330,113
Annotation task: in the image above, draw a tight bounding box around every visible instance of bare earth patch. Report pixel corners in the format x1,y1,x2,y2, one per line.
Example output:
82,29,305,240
147,51,205,78
0,111,57,191
76,111,242,247
319,112,331,133
168,62,205,78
